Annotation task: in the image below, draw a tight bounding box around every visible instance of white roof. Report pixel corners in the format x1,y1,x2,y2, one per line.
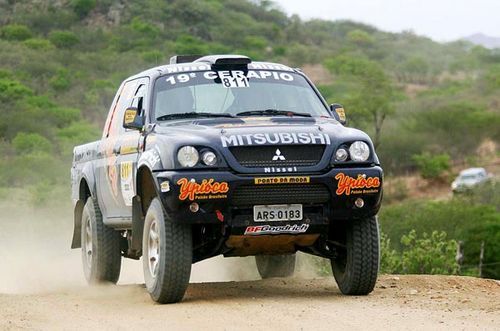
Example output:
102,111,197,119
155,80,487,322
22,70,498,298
459,167,486,175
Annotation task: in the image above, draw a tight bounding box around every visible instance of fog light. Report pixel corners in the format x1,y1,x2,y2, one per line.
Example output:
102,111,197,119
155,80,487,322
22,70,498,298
354,198,364,208
189,202,199,213
202,151,217,166
335,148,349,162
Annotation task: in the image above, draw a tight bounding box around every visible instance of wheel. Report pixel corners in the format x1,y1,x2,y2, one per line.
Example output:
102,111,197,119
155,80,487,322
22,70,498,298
331,216,380,295
81,197,122,284
255,254,296,278
142,197,192,303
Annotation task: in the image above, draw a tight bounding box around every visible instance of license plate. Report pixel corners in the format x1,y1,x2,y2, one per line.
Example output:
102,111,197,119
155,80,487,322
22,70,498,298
253,204,303,222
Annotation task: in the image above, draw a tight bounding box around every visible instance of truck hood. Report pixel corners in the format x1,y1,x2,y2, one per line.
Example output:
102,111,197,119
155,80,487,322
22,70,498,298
154,116,369,146
146,116,378,172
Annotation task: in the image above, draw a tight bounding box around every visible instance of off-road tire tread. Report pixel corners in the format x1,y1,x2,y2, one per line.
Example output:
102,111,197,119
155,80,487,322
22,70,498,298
145,198,192,304
332,216,379,295
83,197,122,284
255,254,296,278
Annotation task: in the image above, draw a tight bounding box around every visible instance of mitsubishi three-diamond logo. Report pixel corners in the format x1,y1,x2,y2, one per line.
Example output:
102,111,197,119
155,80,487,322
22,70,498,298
272,148,286,161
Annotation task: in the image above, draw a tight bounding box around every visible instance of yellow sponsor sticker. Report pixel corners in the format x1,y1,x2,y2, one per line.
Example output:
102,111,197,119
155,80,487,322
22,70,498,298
254,176,310,185
119,146,138,155
335,108,346,122
124,109,136,124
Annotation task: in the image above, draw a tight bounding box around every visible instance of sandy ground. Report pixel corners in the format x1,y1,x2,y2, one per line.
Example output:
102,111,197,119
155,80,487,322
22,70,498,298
0,197,499,330
0,275,498,330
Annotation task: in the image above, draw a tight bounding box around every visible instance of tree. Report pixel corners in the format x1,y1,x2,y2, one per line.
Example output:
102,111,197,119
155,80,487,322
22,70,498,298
324,55,397,148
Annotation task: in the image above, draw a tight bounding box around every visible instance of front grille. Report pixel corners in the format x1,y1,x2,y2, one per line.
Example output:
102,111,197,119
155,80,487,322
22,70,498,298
231,183,331,206
229,145,325,168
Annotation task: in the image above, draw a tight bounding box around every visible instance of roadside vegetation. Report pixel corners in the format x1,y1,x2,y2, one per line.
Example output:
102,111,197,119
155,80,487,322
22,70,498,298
0,0,498,278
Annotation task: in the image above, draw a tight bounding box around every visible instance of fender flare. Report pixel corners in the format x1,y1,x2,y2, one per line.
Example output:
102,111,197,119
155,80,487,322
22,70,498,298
128,164,161,257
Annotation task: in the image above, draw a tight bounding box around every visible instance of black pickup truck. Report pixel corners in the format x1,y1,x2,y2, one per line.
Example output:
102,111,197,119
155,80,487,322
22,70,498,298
71,55,383,303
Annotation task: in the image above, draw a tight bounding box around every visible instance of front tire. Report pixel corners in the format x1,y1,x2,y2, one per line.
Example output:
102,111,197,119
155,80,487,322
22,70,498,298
142,198,192,303
255,254,296,278
331,216,380,295
81,197,122,284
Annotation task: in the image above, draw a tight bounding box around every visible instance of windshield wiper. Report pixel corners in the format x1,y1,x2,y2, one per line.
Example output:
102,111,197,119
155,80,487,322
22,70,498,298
156,112,235,121
236,109,311,117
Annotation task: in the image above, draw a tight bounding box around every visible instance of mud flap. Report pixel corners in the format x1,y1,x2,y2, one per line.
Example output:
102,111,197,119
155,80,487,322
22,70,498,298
71,199,85,249
128,195,144,258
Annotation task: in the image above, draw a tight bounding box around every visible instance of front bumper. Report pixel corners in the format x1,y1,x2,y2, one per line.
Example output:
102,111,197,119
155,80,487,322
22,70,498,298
154,166,383,230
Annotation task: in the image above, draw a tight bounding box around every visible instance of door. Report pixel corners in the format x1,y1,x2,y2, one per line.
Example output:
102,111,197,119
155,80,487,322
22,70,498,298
114,78,149,218
96,79,139,220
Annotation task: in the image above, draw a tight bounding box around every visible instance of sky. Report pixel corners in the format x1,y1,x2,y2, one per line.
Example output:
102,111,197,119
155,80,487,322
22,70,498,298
273,0,500,42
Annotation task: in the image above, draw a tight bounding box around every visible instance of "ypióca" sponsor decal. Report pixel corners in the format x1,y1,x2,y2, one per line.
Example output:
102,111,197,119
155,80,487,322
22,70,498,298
335,173,381,196
177,178,229,201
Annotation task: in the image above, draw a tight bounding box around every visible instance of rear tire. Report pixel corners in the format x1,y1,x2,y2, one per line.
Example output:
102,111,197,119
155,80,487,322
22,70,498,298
255,254,296,278
81,197,122,284
142,198,192,303
331,216,379,295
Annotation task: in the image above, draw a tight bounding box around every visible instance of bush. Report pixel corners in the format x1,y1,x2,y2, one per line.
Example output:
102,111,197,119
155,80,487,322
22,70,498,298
72,0,97,18
49,68,71,91
1,24,33,41
23,38,54,50
380,199,500,279
0,78,33,103
381,230,458,275
412,152,450,179
380,233,401,273
48,30,79,48
12,132,52,154
400,230,458,274
461,222,500,279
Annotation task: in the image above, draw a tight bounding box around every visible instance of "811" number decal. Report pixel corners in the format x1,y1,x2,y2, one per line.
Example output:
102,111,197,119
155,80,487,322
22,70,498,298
218,70,249,88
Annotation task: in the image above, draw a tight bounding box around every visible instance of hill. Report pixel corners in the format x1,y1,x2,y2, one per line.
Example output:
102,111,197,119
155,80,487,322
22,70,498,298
464,33,500,49
0,0,498,192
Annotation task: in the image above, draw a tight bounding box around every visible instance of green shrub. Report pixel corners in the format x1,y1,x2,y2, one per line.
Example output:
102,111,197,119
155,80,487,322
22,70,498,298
12,132,52,154
48,30,79,48
380,230,458,275
49,68,71,91
461,222,500,279
23,38,54,50
1,24,33,41
72,0,96,18
400,230,458,274
141,50,164,63
380,199,500,279
130,17,160,37
0,78,33,102
174,35,209,55
412,152,450,179
49,107,81,127
380,233,401,273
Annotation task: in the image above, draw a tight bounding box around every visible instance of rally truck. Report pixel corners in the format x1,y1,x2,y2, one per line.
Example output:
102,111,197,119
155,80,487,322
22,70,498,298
71,55,383,303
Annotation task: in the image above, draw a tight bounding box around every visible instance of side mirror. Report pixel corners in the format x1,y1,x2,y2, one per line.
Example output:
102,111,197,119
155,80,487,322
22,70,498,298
330,103,347,125
123,107,145,130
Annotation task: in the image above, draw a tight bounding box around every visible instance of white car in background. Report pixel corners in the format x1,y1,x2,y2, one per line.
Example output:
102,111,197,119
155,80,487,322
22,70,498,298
451,167,491,193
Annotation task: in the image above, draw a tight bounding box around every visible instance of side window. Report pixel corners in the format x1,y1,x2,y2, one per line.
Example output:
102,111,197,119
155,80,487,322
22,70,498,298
131,84,147,114
106,79,138,138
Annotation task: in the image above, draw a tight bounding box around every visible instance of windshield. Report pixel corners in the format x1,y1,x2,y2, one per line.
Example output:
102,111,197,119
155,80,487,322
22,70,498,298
152,70,330,120
460,174,480,181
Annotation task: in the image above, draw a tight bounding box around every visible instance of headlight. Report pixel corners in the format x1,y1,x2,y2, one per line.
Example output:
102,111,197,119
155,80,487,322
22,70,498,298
177,146,199,167
335,148,349,162
201,151,217,166
349,141,370,162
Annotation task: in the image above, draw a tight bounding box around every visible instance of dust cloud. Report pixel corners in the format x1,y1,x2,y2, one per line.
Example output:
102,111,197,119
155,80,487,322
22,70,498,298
0,198,324,295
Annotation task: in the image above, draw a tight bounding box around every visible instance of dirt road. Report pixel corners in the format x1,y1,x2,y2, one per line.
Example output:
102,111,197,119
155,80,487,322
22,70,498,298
0,275,498,330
